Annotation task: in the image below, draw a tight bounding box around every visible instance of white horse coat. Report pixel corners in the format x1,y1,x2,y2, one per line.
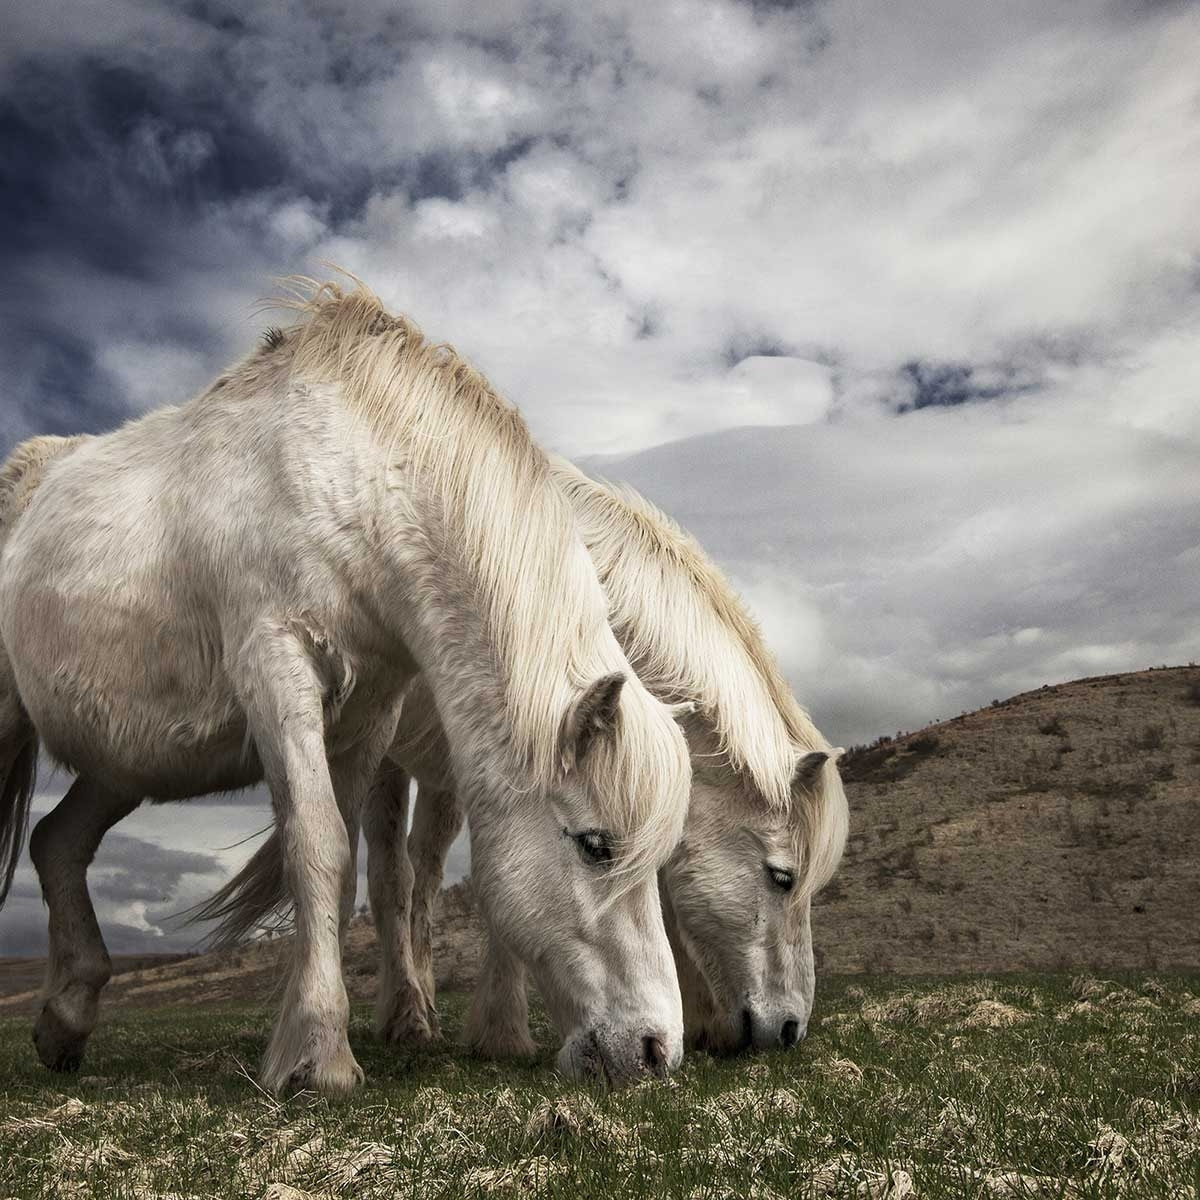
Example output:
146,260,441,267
0,281,692,1092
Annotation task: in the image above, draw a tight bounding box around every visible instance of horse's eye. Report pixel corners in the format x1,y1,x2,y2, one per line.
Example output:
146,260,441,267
767,865,795,893
569,828,615,866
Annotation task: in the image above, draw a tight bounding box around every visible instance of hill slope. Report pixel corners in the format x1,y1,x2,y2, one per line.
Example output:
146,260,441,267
1,667,1195,1011
815,665,1200,973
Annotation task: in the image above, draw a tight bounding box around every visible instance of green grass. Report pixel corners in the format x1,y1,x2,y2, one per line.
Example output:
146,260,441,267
1,973,1198,1198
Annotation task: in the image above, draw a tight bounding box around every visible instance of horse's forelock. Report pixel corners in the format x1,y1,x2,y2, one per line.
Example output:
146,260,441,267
787,757,849,903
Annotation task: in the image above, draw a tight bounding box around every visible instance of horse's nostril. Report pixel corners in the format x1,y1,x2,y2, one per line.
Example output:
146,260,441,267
740,1007,754,1051
642,1035,667,1073
780,1018,802,1047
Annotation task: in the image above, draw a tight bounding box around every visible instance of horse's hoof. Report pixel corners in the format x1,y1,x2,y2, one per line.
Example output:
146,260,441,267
33,1006,88,1073
376,1005,438,1048
267,1043,363,1098
261,1022,363,1098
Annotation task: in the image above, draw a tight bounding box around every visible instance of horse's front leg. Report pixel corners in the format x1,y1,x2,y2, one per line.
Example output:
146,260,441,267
238,623,376,1097
464,932,537,1059
364,765,436,1045
29,778,140,1072
408,783,464,1009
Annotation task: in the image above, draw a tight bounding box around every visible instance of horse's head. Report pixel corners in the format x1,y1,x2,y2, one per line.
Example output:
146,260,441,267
455,671,691,1087
661,732,847,1053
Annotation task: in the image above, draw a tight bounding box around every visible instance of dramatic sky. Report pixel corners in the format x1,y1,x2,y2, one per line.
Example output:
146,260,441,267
2,0,1198,954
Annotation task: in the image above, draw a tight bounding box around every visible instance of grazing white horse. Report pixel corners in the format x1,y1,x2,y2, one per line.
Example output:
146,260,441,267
204,457,850,1055
0,281,692,1093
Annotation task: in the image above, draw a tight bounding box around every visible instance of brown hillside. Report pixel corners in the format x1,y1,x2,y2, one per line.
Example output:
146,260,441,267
0,954,189,1001
814,665,1200,973
0,667,1195,1013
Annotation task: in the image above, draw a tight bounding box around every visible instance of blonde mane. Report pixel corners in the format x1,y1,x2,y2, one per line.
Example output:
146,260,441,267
254,279,687,875
551,458,848,897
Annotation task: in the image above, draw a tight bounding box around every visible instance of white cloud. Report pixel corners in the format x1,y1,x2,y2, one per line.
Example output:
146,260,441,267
95,340,213,413
592,400,1200,745
725,357,834,427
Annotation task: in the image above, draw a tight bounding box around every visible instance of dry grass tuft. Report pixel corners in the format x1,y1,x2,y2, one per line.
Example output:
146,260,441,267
960,1000,1030,1029
524,1094,632,1151
817,1056,864,1087
260,1186,321,1200
1,1096,88,1133
976,1169,1059,1197
806,1156,917,1198
461,1155,570,1195
1056,999,1097,1021
314,1141,396,1190
1086,1122,1135,1177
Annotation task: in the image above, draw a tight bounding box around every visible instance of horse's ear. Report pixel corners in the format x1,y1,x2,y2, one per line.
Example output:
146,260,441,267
561,673,626,769
792,750,829,789
668,699,697,722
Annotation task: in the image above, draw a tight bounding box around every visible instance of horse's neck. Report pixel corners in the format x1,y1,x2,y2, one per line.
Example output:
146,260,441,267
557,458,805,802
374,520,511,769
563,469,755,719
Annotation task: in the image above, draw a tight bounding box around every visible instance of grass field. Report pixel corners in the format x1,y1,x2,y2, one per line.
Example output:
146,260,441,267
1,973,1197,1199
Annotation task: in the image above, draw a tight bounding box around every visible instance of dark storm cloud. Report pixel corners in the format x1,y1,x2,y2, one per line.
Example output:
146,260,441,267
0,23,337,449
0,824,223,956
0,324,142,442
89,833,221,905
896,360,1043,413
0,60,289,269
0,900,54,957
0,0,620,452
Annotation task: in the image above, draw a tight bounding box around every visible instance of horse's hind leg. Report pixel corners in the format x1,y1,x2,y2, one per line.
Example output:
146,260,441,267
408,783,464,1010
29,778,140,1072
364,765,436,1045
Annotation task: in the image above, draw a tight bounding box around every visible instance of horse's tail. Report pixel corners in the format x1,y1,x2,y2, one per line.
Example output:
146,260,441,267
183,828,292,948
0,724,38,910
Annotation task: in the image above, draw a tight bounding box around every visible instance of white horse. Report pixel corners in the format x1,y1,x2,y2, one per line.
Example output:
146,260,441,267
0,280,692,1093
203,456,850,1055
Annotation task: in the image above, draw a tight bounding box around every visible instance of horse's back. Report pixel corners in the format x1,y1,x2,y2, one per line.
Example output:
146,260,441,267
0,379,408,795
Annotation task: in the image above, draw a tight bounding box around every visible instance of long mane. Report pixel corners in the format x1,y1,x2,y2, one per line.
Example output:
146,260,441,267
551,457,849,897
259,279,687,873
